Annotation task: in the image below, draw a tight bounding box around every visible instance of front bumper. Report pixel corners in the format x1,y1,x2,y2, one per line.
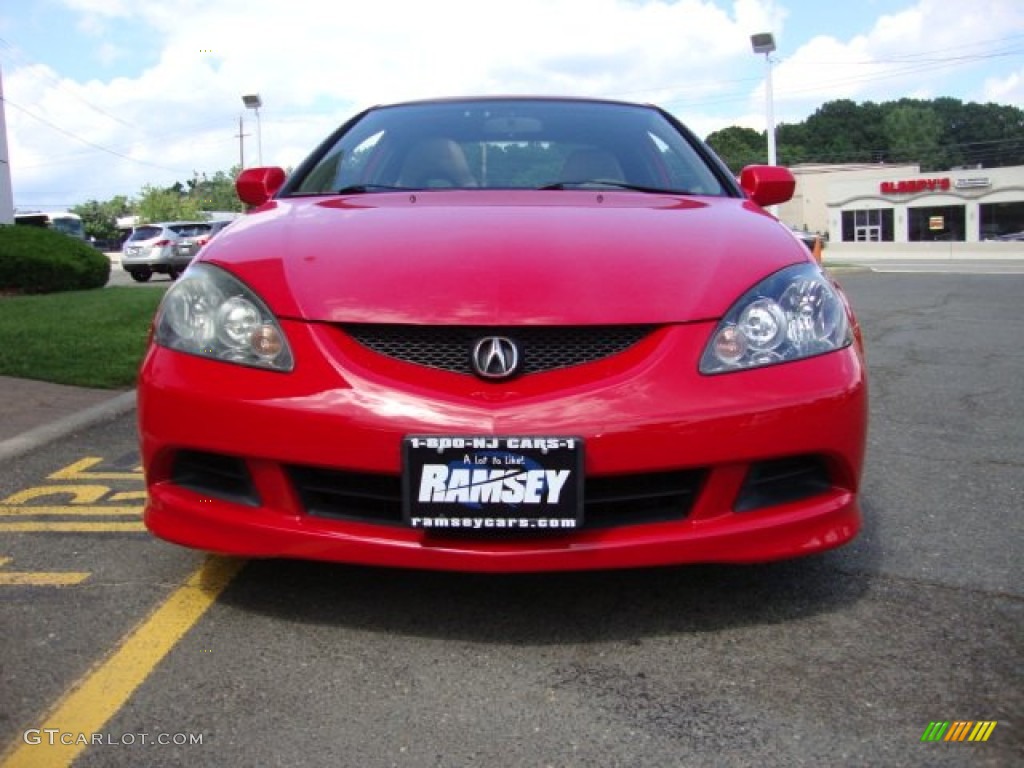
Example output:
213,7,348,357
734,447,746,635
139,320,867,572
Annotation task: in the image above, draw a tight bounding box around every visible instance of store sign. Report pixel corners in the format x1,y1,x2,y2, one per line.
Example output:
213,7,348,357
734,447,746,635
880,178,951,194
954,177,991,189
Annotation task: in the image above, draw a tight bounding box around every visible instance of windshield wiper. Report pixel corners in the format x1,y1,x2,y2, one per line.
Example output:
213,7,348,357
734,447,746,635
335,184,413,194
537,180,679,194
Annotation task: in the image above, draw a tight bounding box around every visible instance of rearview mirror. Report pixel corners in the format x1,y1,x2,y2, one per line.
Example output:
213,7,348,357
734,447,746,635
739,165,796,208
236,167,287,206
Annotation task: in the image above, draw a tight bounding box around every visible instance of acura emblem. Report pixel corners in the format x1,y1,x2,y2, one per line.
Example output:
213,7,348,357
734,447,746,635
472,337,519,380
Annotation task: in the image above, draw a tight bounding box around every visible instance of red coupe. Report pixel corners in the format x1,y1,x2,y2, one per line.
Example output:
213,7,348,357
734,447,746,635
139,97,867,571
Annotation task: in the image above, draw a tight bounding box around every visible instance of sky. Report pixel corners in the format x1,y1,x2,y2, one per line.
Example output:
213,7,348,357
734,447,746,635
0,0,1022,210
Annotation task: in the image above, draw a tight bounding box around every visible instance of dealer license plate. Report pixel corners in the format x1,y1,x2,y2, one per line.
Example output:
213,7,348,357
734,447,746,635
403,435,583,532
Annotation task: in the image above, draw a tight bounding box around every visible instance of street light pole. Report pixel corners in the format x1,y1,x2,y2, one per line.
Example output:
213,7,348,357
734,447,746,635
242,93,263,165
750,33,777,166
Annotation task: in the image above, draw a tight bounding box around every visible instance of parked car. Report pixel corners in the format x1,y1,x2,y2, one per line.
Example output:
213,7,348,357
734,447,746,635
139,96,867,572
176,219,235,261
121,222,210,282
790,227,825,252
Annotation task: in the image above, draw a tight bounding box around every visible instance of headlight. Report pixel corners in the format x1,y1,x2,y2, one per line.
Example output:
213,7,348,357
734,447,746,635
154,263,294,371
700,263,852,374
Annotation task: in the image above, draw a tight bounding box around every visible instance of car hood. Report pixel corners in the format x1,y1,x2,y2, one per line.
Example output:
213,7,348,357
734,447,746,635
202,191,810,325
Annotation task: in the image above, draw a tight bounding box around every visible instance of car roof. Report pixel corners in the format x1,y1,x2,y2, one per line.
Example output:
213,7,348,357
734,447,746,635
367,95,656,111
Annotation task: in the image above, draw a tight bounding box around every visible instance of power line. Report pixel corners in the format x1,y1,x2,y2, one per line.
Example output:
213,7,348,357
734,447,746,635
0,94,192,174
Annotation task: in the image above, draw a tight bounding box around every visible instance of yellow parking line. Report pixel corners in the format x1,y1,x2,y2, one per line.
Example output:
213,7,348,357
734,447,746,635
2,486,110,505
47,458,142,482
0,556,245,768
0,572,90,586
0,506,142,517
0,557,89,587
0,523,146,533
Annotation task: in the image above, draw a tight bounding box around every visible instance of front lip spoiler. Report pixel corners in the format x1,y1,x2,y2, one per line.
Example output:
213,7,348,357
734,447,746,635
145,482,861,572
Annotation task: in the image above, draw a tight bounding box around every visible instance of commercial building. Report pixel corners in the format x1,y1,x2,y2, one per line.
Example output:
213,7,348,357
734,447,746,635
778,163,1024,252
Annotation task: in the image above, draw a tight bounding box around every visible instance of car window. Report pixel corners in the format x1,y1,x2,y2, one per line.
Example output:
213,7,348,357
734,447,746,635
169,224,210,237
128,226,162,241
286,100,728,196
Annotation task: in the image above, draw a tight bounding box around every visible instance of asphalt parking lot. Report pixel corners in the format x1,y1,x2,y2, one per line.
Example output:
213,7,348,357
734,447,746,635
0,270,1021,767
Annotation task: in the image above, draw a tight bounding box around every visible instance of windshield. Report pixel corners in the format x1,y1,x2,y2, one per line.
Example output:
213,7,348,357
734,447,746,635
128,226,163,242
171,223,211,237
285,99,730,197
50,216,85,239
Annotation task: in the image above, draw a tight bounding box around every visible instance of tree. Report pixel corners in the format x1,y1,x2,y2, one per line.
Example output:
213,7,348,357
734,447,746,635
705,126,765,173
136,184,204,224
71,196,132,240
884,104,944,170
185,167,245,213
706,96,1024,170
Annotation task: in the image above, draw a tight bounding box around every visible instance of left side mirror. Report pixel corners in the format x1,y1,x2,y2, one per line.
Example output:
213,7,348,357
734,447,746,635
236,167,287,206
739,165,796,208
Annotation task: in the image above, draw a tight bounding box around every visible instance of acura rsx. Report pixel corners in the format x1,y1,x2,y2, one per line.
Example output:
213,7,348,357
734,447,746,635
138,96,867,572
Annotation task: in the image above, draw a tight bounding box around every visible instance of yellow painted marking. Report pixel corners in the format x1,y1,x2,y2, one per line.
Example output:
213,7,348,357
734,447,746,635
0,506,141,517
0,556,244,768
0,572,89,586
48,458,142,482
1,487,110,505
0,557,90,587
0,522,146,533
108,491,148,502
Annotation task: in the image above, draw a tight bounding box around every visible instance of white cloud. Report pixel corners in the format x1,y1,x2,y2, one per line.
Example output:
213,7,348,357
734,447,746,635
765,0,1024,116
984,66,1024,104
3,0,1022,207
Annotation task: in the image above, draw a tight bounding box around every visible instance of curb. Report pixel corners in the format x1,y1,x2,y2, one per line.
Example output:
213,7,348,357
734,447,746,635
0,390,138,464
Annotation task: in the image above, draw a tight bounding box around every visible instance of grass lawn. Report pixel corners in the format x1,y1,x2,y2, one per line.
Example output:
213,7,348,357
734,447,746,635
0,286,166,389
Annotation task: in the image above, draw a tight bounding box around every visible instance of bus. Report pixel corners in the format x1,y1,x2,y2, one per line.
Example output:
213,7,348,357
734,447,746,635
14,211,86,240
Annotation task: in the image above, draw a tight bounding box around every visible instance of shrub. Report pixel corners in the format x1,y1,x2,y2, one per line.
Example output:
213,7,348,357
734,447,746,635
0,225,110,293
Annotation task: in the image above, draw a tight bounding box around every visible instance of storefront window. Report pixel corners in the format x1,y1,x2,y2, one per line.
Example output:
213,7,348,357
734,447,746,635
980,202,1024,240
842,209,894,242
909,205,965,241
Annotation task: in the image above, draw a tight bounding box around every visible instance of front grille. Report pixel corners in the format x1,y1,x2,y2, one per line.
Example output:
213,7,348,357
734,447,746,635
288,465,703,531
585,470,704,528
734,455,831,512
287,466,403,524
171,450,260,506
343,324,655,376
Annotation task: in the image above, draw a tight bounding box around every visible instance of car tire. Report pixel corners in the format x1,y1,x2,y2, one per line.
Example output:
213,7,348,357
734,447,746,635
168,268,182,280
129,268,153,283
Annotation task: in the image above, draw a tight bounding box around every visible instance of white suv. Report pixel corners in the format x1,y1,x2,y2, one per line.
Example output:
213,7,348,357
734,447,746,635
121,221,211,282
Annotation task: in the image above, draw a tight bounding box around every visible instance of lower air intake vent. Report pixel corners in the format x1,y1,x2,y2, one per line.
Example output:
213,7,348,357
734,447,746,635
734,455,831,513
171,450,259,506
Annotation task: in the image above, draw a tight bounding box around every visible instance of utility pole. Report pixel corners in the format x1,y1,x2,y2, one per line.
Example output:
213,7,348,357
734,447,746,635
235,116,250,169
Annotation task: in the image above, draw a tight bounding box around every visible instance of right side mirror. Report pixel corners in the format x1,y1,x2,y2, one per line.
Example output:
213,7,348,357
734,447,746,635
236,167,287,206
739,165,796,208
